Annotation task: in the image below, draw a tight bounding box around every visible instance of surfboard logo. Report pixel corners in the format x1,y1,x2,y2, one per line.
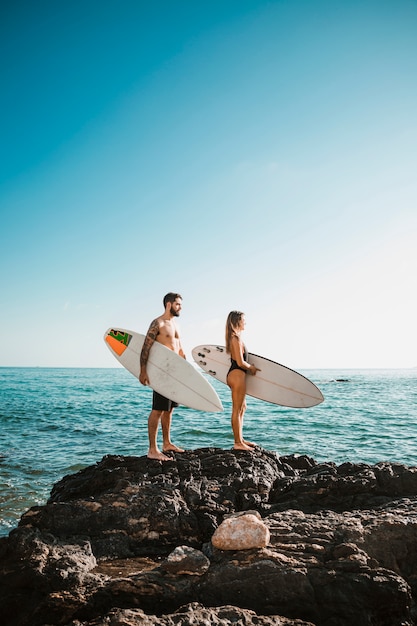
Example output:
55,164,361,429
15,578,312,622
105,329,132,356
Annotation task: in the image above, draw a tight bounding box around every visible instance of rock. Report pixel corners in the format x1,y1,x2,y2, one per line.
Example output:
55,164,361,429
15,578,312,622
0,446,417,626
160,545,210,575
212,511,270,550
78,602,315,625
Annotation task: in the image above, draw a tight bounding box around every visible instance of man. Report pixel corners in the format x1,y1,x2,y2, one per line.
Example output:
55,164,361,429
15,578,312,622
139,292,186,461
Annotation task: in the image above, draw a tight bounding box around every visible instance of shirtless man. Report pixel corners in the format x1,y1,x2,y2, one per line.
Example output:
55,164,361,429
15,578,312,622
139,293,186,461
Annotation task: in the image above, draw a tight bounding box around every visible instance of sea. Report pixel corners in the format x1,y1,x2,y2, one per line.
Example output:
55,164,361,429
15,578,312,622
0,367,416,537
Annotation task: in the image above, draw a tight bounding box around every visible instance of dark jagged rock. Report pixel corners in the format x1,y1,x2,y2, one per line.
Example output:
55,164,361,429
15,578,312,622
1,447,417,626
78,602,314,625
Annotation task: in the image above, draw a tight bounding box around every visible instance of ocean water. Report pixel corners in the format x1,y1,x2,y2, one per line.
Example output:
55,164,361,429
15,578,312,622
0,367,416,537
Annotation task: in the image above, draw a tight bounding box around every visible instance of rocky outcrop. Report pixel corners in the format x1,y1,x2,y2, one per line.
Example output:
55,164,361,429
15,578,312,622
1,447,417,626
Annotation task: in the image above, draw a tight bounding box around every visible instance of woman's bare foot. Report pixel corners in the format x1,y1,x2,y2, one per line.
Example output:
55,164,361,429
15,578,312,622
163,443,185,453
147,449,173,461
233,442,253,451
243,440,257,448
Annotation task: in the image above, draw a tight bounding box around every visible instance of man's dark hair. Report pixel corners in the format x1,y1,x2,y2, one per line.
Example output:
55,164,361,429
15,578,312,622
163,292,182,308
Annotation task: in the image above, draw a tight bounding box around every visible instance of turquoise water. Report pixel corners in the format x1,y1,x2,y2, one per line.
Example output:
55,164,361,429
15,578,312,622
0,367,416,536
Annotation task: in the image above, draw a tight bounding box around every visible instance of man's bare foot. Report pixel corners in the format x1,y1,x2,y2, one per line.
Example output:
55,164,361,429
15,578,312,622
163,444,185,453
233,442,253,451
147,450,173,461
243,440,257,448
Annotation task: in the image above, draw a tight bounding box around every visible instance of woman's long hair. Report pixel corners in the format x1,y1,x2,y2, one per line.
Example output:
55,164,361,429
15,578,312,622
225,310,244,354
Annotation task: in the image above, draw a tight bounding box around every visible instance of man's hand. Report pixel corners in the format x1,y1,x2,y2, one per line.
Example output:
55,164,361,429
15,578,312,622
139,369,149,386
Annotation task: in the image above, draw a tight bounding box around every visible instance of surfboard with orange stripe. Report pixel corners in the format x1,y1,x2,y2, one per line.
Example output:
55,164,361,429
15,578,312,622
104,327,223,412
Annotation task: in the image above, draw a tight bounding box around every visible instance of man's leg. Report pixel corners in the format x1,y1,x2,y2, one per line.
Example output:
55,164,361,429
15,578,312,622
147,409,171,461
161,409,184,453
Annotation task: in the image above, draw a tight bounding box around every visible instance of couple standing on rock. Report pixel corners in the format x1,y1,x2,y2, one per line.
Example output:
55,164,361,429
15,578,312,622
139,292,260,461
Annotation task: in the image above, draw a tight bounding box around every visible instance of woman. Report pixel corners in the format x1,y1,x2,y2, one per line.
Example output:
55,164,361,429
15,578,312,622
225,311,260,450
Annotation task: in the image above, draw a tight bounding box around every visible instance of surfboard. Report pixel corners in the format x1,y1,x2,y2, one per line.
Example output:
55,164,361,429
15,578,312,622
192,345,324,408
104,328,223,412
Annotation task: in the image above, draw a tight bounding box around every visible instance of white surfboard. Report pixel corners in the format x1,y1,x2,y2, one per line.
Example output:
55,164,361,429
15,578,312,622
192,345,324,408
104,328,223,412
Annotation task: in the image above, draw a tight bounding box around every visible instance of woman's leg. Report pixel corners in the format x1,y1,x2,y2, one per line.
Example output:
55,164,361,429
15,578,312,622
227,370,251,450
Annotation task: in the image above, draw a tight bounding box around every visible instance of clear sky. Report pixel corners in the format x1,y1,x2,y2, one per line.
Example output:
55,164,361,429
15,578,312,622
1,0,416,369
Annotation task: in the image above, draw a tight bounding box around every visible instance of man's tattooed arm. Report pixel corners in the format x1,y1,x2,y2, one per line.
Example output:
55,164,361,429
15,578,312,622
140,319,159,367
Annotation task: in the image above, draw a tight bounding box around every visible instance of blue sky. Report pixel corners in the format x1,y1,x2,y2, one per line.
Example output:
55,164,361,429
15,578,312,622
1,0,416,368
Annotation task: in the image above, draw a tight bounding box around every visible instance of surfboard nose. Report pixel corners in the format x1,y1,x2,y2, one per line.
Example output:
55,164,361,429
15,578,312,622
104,328,132,356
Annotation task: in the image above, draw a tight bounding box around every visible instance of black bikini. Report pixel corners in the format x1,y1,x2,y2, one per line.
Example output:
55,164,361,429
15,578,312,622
227,345,248,377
